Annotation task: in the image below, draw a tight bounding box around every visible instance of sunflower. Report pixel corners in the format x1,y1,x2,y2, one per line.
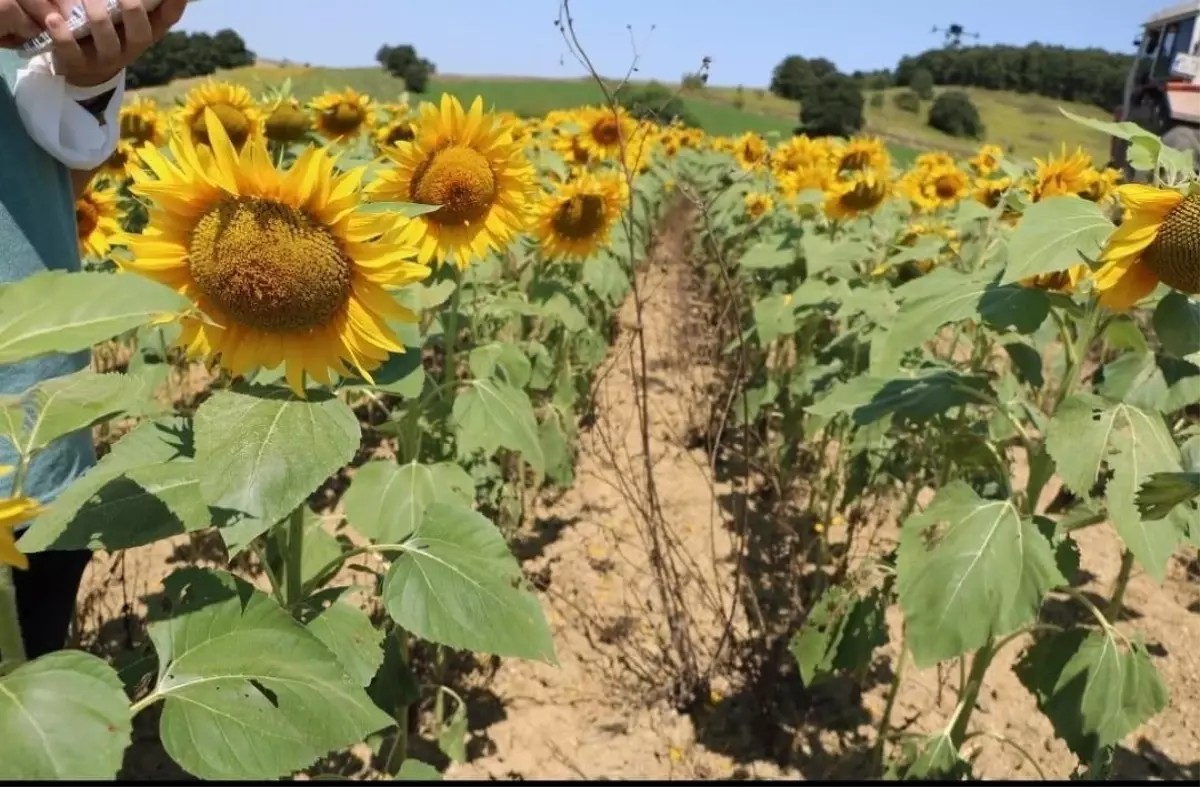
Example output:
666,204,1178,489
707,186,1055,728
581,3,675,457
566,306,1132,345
533,172,625,261
174,80,264,150
310,88,377,144
576,105,637,161
835,136,889,174
1078,167,1122,204
744,192,775,220
1092,184,1200,309
913,151,957,172
75,179,123,261
375,117,416,151
264,98,312,143
824,171,890,219
733,132,770,171
914,164,969,211
380,101,410,119
772,136,836,188
119,96,165,147
365,94,535,269
1029,145,1094,202
1022,265,1088,294
122,110,431,395
0,466,39,571
100,139,141,179
968,144,1003,177
973,176,1012,208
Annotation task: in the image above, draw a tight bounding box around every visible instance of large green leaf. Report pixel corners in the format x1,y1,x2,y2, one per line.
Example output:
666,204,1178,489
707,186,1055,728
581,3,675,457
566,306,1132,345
790,583,887,686
1016,629,1167,758
295,587,384,687
738,235,793,270
0,270,188,365
19,418,211,552
1153,291,1200,359
145,569,392,780
451,379,545,477
342,460,474,543
897,482,1063,667
1000,196,1113,285
194,386,360,550
802,233,869,276
470,342,533,389
880,269,1048,363
1047,395,1187,579
753,294,797,344
806,369,992,426
0,651,132,779
0,369,145,455
382,502,556,663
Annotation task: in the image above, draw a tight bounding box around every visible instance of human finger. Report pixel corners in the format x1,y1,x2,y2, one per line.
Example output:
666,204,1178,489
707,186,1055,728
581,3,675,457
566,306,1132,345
2,2,42,42
43,9,85,70
117,0,151,55
15,0,59,27
148,0,185,37
81,0,119,62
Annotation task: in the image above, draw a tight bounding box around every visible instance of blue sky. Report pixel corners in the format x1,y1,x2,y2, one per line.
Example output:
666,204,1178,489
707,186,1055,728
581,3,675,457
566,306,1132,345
177,0,1168,87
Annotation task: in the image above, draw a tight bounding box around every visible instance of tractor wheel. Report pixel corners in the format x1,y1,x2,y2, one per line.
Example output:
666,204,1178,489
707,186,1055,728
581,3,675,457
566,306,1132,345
1162,124,1200,173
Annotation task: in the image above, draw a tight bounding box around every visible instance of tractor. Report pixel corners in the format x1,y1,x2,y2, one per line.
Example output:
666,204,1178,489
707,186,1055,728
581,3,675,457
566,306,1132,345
1111,1,1200,177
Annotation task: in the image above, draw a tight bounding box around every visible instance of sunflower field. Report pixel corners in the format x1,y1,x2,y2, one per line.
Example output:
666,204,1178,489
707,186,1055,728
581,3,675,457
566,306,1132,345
0,69,1197,780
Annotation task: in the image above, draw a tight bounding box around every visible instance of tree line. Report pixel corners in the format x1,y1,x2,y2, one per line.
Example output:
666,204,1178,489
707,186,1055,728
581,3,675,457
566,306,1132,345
893,44,1133,109
126,29,255,90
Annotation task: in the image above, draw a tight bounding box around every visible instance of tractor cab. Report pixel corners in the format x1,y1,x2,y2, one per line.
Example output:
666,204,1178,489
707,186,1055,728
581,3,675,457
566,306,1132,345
1112,1,1200,174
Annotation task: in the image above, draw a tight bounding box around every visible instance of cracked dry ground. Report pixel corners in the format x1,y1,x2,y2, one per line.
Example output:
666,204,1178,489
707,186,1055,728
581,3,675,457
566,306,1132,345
71,204,1199,781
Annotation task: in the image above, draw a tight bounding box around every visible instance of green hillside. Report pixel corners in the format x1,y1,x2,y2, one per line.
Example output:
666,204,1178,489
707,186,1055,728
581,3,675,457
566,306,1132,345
703,84,1116,164
130,65,1113,166
130,66,800,138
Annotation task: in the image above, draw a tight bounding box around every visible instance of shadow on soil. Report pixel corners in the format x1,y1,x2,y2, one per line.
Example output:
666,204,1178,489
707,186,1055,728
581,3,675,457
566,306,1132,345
684,475,890,780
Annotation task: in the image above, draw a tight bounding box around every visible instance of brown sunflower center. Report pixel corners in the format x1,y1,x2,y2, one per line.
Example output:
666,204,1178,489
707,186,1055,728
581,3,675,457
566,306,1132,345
591,116,622,147
75,199,99,239
266,104,311,142
840,149,871,171
933,175,961,200
410,146,497,226
191,103,252,148
841,180,887,212
188,197,354,332
1143,194,1200,294
552,193,608,240
322,102,366,135
120,112,157,145
385,123,415,145
106,145,129,171
1028,270,1073,292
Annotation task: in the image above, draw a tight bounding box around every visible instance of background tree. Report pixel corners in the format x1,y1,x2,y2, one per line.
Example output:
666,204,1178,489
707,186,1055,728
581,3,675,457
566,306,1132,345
126,29,255,89
798,72,864,137
928,90,985,138
894,43,1133,109
910,67,935,100
616,82,699,127
376,43,437,93
770,55,838,103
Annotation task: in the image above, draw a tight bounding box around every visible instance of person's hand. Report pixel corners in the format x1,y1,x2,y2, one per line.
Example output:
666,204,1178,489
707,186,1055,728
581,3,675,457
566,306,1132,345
46,0,187,88
0,0,68,48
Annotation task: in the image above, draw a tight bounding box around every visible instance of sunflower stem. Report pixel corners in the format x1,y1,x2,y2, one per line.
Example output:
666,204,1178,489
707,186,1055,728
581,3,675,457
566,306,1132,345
0,564,25,670
442,266,464,393
284,506,305,607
